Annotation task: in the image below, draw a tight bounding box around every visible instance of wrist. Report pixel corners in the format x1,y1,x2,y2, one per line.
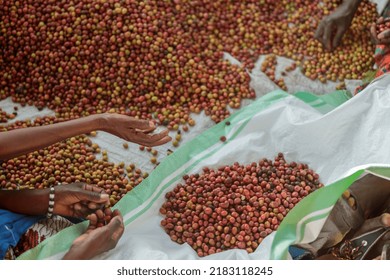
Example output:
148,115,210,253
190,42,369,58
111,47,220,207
84,113,105,131
96,113,110,132
343,0,362,11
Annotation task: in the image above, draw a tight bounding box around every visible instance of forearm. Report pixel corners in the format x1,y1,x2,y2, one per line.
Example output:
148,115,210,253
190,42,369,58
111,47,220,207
0,188,50,215
0,114,107,161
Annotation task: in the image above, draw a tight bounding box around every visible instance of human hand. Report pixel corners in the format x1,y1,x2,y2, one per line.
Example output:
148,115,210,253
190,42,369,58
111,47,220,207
315,0,361,51
349,213,390,260
99,113,171,147
53,182,109,218
63,208,124,260
370,17,390,45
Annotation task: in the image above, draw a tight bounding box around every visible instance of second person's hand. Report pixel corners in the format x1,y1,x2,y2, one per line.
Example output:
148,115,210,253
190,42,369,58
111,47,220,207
315,0,362,51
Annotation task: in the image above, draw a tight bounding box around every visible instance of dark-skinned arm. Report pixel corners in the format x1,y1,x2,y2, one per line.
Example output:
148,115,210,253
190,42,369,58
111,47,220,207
0,113,171,161
315,0,363,51
0,188,50,216
0,183,108,217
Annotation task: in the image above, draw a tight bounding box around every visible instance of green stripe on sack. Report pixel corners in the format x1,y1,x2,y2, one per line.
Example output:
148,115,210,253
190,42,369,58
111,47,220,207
293,90,351,114
270,169,364,260
367,166,390,179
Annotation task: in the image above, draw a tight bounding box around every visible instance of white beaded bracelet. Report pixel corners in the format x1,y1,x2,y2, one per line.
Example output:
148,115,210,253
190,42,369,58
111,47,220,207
46,186,55,219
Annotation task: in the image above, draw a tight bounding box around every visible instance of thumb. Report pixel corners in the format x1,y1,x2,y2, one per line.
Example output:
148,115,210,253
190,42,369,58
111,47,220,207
107,215,124,242
77,190,109,204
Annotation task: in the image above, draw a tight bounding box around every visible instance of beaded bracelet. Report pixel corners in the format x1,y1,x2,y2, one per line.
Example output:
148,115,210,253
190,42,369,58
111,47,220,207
46,186,55,219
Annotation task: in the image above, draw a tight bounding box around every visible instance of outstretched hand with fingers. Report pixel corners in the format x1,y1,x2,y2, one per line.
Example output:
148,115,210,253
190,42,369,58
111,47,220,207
99,113,171,147
315,1,360,51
